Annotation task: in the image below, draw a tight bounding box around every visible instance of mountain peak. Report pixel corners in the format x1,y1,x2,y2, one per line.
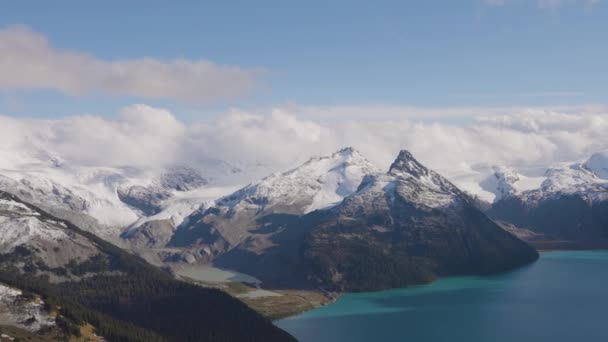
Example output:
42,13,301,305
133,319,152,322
395,149,415,161
491,165,520,200
336,146,355,154
388,149,429,178
332,146,364,159
215,147,380,215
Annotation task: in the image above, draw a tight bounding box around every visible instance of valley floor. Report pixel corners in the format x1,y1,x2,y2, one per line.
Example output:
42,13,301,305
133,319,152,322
178,273,339,320
177,240,608,321
170,263,336,319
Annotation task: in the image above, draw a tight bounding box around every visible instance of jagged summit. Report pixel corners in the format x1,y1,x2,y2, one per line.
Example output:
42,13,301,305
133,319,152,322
336,146,356,154
384,149,462,201
388,149,430,178
341,149,467,213
491,165,521,200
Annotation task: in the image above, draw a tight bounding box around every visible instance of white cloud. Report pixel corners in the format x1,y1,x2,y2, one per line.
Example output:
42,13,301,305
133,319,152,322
0,26,259,102
288,103,603,121
2,104,608,181
0,105,186,168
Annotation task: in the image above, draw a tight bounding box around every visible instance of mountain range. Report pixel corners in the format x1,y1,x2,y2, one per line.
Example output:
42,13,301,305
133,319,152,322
487,151,608,245
1,145,607,340
0,190,294,341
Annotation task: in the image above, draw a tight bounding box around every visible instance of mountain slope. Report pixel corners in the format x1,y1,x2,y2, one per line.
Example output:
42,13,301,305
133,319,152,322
0,190,294,342
164,148,379,262
216,150,539,291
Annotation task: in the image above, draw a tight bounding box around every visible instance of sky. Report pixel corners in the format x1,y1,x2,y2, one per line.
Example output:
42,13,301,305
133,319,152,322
0,0,607,180
1,0,607,118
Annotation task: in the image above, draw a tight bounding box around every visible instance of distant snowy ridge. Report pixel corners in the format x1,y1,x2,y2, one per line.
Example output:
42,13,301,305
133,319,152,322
217,147,381,215
448,151,608,204
0,158,246,239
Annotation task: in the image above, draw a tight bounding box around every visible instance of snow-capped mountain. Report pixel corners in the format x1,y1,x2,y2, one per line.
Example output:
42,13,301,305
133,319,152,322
449,151,608,205
487,166,520,200
585,150,608,180
535,163,608,203
0,191,104,271
0,154,250,241
332,150,469,219
490,151,608,204
163,147,380,261
215,150,538,291
216,147,380,215
488,151,608,241
447,165,545,204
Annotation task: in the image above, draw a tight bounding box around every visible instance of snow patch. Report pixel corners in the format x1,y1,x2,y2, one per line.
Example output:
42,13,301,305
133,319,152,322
585,150,608,179
218,147,380,215
0,283,55,332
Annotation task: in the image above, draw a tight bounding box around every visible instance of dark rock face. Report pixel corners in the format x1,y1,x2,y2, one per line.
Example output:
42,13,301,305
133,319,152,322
125,219,176,248
117,185,171,216
488,194,608,241
160,165,208,191
217,150,539,292
298,203,538,292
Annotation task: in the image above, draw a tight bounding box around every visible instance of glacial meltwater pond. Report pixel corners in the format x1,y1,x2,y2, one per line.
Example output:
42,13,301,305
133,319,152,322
276,251,608,342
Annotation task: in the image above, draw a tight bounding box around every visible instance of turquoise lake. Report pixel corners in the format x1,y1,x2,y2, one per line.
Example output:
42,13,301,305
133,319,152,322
276,251,608,341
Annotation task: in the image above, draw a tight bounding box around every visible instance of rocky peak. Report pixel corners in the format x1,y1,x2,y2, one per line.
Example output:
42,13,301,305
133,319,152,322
385,149,464,203
388,150,431,179
336,146,356,155
492,166,520,200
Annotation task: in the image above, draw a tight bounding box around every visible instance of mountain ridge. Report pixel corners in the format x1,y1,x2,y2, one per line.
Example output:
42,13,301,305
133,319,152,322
214,149,539,291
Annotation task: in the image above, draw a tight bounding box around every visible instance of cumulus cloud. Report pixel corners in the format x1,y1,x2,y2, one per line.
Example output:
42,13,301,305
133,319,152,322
0,25,259,102
0,105,186,168
2,105,608,182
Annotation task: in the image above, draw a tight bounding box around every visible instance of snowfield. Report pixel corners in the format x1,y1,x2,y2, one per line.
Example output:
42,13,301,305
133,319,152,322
216,147,381,215
0,198,69,252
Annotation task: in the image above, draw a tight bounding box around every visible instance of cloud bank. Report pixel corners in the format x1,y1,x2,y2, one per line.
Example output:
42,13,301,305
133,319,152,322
1,105,607,181
0,26,259,102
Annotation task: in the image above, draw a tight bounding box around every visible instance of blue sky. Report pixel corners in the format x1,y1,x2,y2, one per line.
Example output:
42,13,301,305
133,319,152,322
0,0,606,119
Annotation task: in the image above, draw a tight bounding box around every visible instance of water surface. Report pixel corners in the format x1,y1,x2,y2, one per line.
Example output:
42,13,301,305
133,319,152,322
276,251,608,341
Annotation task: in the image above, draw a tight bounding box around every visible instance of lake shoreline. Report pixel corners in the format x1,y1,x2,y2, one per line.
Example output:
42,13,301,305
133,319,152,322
276,250,608,342
272,245,608,321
